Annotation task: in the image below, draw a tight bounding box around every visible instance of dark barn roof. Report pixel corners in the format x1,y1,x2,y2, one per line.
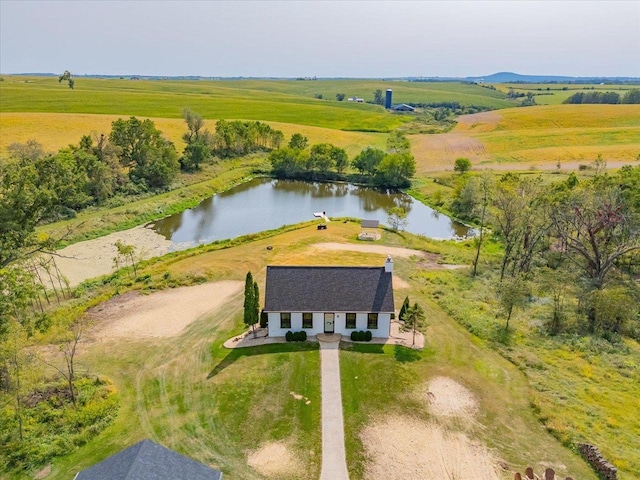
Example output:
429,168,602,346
264,266,394,313
74,439,223,480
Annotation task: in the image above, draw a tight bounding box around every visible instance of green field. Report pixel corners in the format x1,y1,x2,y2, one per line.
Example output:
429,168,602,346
495,83,640,105
0,76,512,133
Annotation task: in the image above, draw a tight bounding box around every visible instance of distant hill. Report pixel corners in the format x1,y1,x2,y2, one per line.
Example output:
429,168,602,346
465,71,640,84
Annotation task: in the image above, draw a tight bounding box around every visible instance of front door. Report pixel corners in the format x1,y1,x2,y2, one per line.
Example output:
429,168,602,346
324,313,335,333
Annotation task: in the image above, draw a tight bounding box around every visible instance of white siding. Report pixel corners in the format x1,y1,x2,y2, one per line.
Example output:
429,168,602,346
267,311,391,338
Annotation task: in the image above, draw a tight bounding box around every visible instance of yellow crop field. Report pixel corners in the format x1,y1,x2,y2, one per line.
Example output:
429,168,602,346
410,105,640,171
0,113,386,158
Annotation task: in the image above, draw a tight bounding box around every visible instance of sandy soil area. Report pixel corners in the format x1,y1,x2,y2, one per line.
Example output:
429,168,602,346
87,281,242,341
51,226,173,288
247,441,305,478
425,376,479,420
361,416,500,480
361,376,500,479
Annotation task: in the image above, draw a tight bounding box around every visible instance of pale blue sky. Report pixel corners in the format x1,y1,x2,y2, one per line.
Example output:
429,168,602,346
1,0,639,77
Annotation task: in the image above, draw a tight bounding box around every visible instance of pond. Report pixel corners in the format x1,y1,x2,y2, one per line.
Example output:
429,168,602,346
150,178,471,247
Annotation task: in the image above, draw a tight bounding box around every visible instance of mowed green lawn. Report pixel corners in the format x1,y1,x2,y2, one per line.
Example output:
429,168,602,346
38,222,601,480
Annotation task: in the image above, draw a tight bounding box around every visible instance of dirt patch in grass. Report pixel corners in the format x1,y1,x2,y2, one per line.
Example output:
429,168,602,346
87,281,242,340
361,415,500,480
247,441,304,478
51,225,173,288
425,376,479,420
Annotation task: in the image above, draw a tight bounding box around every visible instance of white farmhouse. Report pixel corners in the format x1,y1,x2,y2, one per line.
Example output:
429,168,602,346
264,257,395,338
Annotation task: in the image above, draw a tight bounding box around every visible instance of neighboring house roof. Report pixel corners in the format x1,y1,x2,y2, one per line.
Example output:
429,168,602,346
264,266,394,313
74,439,223,480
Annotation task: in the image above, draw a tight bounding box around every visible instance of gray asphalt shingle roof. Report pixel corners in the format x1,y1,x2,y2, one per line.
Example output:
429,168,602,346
74,439,222,480
264,266,394,313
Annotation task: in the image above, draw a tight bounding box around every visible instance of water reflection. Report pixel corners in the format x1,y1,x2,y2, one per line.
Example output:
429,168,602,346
151,178,470,247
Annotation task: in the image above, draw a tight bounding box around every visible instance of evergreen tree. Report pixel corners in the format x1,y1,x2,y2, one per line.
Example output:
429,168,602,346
252,280,260,333
243,272,255,331
399,296,410,322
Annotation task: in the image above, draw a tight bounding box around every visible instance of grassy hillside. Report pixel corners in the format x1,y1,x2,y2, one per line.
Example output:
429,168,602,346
27,221,607,480
410,104,640,169
0,77,402,132
0,77,513,135
216,79,514,109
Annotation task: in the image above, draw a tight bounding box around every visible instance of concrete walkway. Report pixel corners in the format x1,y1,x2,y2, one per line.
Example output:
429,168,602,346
318,334,350,480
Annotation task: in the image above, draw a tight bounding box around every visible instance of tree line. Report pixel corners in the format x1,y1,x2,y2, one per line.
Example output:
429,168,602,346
449,166,640,339
563,89,640,104
269,130,416,189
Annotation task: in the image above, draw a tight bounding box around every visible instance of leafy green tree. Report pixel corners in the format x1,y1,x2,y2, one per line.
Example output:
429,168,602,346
109,117,179,189
113,241,139,277
331,146,348,173
270,130,285,149
454,157,471,174
622,89,640,104
375,152,416,188
497,275,529,331
309,143,334,173
550,183,639,291
336,93,346,101
180,109,212,172
491,174,546,279
401,302,426,346
587,287,636,336
58,70,74,89
269,147,309,177
0,319,36,440
288,133,308,150
373,89,384,105
0,155,57,267
387,206,409,231
353,147,385,175
472,173,493,276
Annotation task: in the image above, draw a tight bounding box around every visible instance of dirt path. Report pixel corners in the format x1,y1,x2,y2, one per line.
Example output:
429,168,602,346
87,281,243,341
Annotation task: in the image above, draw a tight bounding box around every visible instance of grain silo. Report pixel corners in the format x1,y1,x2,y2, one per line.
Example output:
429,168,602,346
385,89,392,109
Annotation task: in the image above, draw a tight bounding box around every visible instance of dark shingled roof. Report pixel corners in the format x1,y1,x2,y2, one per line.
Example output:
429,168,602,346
74,439,222,480
361,219,379,229
264,266,394,313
